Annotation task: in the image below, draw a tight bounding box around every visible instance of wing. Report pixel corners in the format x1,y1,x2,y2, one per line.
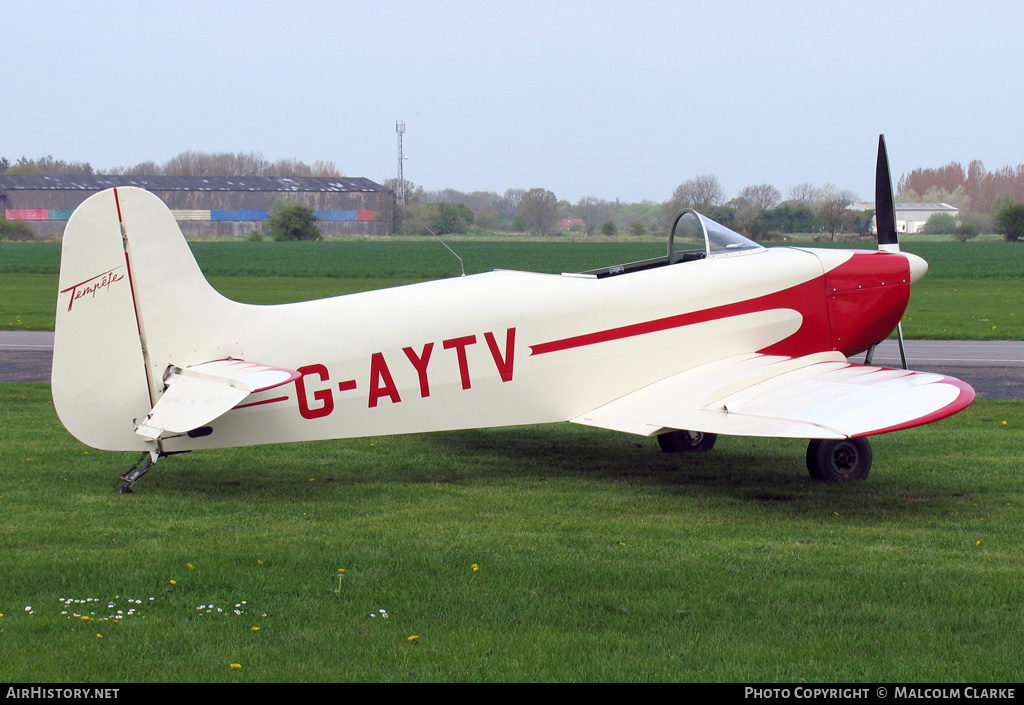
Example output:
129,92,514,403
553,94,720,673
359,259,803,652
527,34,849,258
134,360,300,441
571,351,975,440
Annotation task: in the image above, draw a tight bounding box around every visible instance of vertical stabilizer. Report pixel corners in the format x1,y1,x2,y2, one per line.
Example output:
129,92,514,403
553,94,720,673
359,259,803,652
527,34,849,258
52,187,233,451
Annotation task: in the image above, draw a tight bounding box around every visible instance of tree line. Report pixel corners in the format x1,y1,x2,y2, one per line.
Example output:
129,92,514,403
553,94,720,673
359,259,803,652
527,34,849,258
3,151,1023,241
0,152,342,178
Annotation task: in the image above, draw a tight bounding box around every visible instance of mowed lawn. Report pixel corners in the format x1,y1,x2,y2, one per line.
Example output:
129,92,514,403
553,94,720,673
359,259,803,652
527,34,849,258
1,383,1022,682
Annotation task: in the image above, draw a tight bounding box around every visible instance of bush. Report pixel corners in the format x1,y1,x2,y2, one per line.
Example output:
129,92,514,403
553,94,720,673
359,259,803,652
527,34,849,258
995,203,1024,242
266,198,322,241
0,219,35,241
953,211,990,242
923,212,957,235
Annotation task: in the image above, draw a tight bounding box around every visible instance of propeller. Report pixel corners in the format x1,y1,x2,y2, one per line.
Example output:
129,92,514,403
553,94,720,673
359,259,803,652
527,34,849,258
867,134,909,368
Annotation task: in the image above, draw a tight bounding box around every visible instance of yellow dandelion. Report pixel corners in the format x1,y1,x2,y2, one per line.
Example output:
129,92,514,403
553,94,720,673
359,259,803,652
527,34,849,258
338,568,345,573
96,634,103,639
81,615,91,621
230,663,242,669
977,540,982,546
251,626,260,631
169,579,176,585
472,564,479,573
407,635,419,642
188,563,194,570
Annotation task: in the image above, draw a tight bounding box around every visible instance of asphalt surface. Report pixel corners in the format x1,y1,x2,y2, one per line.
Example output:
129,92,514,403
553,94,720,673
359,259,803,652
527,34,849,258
2,332,1022,400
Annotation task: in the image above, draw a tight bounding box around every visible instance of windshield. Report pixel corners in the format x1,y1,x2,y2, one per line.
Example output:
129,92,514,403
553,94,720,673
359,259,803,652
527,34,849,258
668,209,764,261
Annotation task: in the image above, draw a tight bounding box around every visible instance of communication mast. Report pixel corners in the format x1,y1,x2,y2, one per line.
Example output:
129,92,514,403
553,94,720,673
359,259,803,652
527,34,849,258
396,119,406,204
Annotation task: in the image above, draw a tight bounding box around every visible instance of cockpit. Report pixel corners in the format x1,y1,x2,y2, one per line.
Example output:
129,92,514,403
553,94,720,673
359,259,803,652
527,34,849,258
576,209,765,278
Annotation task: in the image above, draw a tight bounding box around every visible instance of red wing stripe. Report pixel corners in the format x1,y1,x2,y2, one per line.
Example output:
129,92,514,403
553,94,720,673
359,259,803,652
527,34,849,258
234,396,289,410
851,376,976,437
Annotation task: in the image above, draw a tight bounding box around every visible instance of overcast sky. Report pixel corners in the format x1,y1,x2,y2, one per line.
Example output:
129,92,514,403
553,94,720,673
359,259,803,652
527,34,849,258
5,0,1022,204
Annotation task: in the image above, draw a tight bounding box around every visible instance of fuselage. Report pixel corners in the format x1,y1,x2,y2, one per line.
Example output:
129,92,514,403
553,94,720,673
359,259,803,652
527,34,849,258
151,244,917,453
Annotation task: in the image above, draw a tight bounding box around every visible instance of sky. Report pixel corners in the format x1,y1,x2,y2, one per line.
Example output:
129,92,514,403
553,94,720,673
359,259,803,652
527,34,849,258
5,0,1023,204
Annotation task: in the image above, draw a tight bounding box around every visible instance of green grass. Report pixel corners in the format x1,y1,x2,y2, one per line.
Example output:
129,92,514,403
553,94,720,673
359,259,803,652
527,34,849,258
1,382,1021,682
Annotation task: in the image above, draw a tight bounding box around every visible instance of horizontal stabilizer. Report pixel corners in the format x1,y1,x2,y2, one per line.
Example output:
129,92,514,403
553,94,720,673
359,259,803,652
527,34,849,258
572,352,975,440
134,360,300,441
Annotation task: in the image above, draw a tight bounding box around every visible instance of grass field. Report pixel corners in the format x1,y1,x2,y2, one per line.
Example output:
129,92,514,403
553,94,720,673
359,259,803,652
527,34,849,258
1,383,1022,682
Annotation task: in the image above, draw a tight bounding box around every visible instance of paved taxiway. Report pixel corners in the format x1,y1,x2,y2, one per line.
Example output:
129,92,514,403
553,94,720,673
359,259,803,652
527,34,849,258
1,332,1022,400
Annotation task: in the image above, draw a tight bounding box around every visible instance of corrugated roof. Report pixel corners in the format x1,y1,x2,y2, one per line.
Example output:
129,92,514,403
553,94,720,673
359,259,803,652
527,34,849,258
854,202,959,211
0,174,386,193
896,203,958,211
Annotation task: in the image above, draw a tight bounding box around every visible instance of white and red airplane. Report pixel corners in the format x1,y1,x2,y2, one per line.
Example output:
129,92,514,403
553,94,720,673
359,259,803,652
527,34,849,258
51,136,974,492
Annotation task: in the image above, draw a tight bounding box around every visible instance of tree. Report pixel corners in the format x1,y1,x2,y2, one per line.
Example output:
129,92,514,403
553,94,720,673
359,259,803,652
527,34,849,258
995,203,1024,242
576,196,610,237
737,184,781,210
788,182,817,205
600,221,617,236
669,174,724,210
428,202,474,235
266,198,322,241
517,188,558,233
814,184,857,240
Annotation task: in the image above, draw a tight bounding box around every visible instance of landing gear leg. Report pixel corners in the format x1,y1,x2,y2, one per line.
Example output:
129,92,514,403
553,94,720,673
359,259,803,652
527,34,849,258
806,438,872,482
118,450,159,494
658,430,717,453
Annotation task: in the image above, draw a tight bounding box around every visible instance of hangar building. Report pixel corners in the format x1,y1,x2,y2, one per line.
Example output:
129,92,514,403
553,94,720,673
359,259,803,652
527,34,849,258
0,174,394,238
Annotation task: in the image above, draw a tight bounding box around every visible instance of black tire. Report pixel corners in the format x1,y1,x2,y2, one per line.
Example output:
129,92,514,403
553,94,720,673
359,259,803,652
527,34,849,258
658,430,717,453
806,437,872,482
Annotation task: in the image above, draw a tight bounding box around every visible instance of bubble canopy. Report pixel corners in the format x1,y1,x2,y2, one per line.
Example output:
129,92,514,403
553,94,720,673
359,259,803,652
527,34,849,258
668,209,764,262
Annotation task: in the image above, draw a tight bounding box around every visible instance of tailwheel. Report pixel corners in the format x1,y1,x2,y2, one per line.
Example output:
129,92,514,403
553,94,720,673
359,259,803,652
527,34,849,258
806,438,872,482
118,450,159,494
658,430,717,453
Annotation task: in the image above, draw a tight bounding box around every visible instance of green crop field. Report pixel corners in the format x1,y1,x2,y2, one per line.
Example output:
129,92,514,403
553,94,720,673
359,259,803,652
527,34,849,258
1,383,1022,682
2,239,1021,336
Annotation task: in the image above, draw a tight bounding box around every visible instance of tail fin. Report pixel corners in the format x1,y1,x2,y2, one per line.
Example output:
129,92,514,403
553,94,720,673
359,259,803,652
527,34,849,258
52,187,232,451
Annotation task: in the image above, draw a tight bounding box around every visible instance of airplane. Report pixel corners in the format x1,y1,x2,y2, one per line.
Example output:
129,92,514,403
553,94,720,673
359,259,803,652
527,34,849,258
50,136,975,493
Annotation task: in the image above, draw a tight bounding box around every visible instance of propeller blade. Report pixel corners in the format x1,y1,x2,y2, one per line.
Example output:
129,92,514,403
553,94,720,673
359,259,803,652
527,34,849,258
876,134,899,252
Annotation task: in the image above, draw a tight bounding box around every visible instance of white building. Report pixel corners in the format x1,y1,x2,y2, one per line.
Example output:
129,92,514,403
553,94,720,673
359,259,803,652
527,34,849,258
855,202,960,234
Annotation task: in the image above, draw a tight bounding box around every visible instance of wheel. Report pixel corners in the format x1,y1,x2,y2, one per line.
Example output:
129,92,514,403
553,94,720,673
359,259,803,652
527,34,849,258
806,438,872,482
658,430,717,453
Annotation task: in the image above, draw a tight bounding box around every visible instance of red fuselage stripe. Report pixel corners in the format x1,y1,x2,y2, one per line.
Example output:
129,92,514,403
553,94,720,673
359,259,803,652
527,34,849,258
529,276,826,357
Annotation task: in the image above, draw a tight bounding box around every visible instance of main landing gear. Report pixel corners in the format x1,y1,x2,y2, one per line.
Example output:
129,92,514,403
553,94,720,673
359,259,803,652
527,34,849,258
806,438,872,482
657,430,873,481
657,430,717,453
